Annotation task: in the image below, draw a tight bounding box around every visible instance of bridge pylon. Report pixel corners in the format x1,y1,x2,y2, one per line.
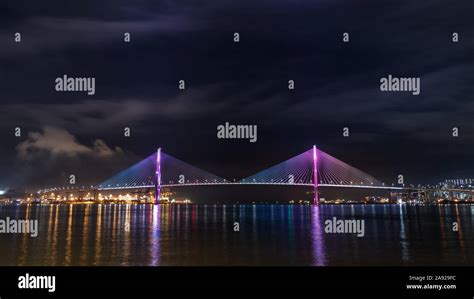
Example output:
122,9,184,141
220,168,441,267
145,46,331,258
155,147,161,204
313,145,319,205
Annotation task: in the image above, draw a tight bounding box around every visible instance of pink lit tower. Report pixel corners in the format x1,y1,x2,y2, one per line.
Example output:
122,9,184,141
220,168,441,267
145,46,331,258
313,145,319,205
155,147,161,203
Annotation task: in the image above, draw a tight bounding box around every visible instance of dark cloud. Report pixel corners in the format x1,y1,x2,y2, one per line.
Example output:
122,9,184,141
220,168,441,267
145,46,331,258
0,87,229,133
16,126,122,158
13,126,136,189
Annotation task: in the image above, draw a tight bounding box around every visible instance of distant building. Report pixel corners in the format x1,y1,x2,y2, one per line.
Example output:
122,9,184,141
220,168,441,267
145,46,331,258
442,178,473,188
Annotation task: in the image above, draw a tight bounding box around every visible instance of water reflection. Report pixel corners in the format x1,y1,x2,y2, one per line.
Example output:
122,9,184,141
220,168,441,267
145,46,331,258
311,205,326,266
94,204,102,265
65,205,74,265
149,205,160,266
399,204,411,263
454,205,466,262
0,204,472,266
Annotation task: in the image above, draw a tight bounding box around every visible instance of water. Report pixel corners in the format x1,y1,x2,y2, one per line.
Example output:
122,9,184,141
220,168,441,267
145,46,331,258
0,204,472,266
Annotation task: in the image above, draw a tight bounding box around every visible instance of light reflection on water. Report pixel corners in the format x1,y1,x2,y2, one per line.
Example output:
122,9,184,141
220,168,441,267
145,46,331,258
0,204,472,266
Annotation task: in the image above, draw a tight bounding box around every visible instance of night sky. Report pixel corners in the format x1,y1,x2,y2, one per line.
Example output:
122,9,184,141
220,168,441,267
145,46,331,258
0,0,473,190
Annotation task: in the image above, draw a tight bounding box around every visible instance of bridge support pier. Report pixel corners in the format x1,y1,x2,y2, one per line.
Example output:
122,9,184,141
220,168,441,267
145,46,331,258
313,145,319,205
155,147,161,204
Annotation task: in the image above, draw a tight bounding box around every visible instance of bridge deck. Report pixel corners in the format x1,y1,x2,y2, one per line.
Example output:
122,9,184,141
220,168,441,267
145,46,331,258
97,182,404,190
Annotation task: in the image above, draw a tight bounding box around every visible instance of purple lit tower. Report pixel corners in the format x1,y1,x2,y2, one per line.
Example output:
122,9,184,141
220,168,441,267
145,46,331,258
155,147,161,203
313,145,319,205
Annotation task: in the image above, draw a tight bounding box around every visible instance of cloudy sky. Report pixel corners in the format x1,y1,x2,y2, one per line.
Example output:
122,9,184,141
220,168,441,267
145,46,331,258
0,0,473,190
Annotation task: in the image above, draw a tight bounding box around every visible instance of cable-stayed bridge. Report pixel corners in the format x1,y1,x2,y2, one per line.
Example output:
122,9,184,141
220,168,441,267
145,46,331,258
97,146,403,204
